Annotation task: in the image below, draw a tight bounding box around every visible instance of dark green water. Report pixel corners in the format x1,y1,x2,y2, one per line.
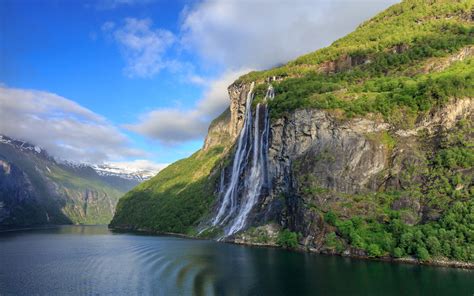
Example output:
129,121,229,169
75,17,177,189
0,226,472,295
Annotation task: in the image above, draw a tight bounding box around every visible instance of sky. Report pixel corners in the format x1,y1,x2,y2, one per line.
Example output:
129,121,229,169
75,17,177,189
0,0,399,171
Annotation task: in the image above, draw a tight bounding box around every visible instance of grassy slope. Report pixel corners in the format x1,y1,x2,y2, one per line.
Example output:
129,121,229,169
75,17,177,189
246,0,473,126
47,166,124,225
110,146,226,234
241,0,472,81
111,0,473,262
0,144,125,226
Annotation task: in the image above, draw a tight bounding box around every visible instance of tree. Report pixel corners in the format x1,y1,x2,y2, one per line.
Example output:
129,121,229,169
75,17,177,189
417,247,430,261
368,244,383,257
277,229,299,249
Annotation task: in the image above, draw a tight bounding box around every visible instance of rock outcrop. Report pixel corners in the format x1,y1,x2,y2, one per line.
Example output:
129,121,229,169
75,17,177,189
216,80,473,250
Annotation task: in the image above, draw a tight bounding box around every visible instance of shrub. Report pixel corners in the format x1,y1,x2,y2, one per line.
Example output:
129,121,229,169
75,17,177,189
416,247,431,261
393,247,404,258
324,211,337,226
367,244,383,257
277,229,299,249
325,232,345,252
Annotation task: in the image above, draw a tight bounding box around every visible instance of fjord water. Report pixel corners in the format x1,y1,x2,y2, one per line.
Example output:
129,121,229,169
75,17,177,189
1,226,472,295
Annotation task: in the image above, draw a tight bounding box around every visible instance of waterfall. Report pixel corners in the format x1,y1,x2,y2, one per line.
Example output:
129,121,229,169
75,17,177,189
212,83,273,237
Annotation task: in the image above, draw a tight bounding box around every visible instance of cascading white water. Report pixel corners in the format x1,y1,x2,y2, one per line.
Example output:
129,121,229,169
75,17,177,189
211,83,256,227
227,103,269,235
212,83,273,237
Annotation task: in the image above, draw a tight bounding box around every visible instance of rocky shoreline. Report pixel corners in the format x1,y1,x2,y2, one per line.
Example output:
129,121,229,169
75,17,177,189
234,238,474,270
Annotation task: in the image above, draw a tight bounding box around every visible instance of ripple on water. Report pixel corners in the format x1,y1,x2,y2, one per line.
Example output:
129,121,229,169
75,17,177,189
1,226,473,296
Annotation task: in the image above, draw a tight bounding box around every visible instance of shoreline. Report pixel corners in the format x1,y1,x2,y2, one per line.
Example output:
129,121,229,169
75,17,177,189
0,225,63,233
4,224,472,270
109,225,474,270
0,224,108,233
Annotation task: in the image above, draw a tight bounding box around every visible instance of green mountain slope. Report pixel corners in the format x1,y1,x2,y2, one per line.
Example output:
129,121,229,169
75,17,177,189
111,111,232,234
0,136,137,227
111,0,473,264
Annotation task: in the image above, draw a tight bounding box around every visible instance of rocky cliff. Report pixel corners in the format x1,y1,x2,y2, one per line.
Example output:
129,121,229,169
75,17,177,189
0,135,139,228
111,0,473,264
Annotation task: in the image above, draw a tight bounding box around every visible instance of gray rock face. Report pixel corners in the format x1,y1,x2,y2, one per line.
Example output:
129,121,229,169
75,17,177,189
268,110,388,195
228,83,253,139
213,81,473,244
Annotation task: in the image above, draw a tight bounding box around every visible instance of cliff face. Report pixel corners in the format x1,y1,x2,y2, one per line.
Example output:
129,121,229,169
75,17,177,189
112,0,473,263
226,91,472,248
0,136,137,227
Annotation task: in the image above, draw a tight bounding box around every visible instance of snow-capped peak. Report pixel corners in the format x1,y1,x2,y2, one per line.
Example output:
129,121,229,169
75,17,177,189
0,135,46,156
91,161,167,182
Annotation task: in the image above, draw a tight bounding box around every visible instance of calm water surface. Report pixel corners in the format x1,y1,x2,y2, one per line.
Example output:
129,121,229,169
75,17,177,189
0,226,472,295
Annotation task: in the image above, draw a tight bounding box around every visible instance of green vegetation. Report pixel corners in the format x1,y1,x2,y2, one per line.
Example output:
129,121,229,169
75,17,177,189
0,141,125,226
235,0,474,123
266,52,473,121
111,146,226,234
325,232,345,252
366,131,397,151
239,0,473,82
323,199,473,261
110,0,473,266
241,226,272,244
320,119,474,262
277,229,299,249
49,166,124,225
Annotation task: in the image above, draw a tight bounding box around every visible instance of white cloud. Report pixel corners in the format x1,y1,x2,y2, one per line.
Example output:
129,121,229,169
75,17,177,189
0,86,146,163
126,108,208,144
181,0,399,70
103,18,176,78
125,0,399,143
126,69,248,144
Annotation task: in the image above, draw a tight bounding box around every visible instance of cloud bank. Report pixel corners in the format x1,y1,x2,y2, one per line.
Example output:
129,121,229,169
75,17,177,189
181,0,399,70
0,86,145,163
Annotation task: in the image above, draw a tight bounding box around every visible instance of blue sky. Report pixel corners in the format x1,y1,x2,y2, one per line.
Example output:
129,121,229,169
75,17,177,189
0,0,398,171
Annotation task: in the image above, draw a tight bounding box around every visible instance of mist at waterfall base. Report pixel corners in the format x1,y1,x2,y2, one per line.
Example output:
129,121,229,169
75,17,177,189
1,226,472,295
210,83,274,237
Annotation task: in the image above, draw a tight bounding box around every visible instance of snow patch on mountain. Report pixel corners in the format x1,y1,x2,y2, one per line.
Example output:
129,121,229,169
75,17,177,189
92,161,167,182
0,135,47,157
0,134,166,183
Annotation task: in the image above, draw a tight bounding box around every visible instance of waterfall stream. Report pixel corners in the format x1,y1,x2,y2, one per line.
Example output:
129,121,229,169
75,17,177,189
212,83,273,237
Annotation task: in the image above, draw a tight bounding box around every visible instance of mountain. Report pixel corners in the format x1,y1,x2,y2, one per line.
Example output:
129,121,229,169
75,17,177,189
111,0,473,265
92,163,156,183
0,135,141,228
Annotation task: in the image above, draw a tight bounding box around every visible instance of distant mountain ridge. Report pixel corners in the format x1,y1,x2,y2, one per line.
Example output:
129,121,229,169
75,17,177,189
111,0,474,266
92,163,156,182
0,135,156,183
0,134,147,227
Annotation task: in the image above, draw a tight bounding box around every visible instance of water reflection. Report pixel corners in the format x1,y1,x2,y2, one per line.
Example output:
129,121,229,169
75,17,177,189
0,226,472,295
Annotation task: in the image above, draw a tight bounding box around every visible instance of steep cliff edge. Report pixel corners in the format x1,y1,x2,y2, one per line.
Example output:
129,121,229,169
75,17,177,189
111,0,473,264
